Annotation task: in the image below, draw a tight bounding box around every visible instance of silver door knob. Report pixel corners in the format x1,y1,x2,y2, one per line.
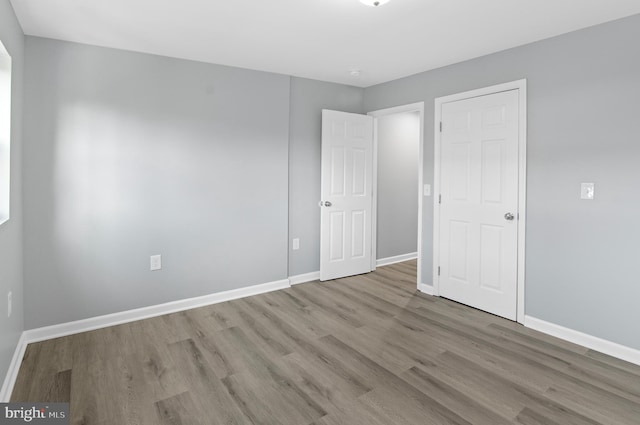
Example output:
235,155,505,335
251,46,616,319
324,201,332,207
504,212,515,221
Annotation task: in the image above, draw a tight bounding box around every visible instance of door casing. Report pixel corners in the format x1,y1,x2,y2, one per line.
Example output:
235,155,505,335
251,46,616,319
433,79,527,324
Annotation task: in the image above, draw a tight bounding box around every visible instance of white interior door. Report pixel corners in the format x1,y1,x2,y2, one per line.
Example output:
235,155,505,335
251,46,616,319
320,110,374,281
438,90,519,320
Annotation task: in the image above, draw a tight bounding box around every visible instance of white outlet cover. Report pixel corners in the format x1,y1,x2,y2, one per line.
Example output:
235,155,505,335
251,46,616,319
150,254,162,271
292,238,300,250
580,182,595,200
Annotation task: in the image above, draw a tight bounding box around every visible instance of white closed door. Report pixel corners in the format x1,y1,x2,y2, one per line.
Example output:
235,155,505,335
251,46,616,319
439,90,520,320
320,110,374,281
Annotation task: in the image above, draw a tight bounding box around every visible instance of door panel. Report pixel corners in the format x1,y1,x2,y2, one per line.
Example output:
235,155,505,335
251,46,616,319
480,140,505,203
449,220,470,283
320,110,373,281
479,224,503,290
439,90,519,320
351,210,366,258
351,148,367,196
330,147,346,196
450,143,471,201
329,211,345,262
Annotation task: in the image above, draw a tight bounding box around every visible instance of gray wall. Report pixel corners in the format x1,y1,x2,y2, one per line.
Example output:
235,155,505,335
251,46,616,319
23,37,291,328
376,112,419,260
14,10,640,354
288,77,363,276
364,14,640,350
0,0,24,387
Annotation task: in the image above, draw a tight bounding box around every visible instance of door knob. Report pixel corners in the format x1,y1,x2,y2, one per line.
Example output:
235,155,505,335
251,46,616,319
324,201,332,207
504,212,515,221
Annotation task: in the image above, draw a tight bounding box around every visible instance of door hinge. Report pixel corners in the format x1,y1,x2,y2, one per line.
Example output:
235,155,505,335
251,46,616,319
439,194,442,204
438,266,441,276
439,121,442,132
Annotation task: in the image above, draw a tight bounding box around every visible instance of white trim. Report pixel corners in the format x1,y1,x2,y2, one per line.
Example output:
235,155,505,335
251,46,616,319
289,271,320,285
433,102,442,295
0,41,12,227
525,316,640,367
433,79,527,324
417,106,425,295
0,332,27,402
376,252,417,267
370,116,379,272
23,278,290,344
418,283,435,296
368,102,425,292
515,83,528,324
0,278,290,401
368,102,425,118
289,253,418,286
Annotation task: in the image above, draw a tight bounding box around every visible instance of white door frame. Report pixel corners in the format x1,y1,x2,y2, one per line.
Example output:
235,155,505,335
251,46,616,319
433,79,527,324
367,102,425,289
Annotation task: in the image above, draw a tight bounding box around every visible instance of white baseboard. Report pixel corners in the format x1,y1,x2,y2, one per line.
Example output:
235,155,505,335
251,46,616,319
25,279,290,344
417,283,435,295
525,316,640,367
288,254,417,285
0,332,28,402
6,279,639,401
289,271,320,285
0,278,290,401
376,252,418,267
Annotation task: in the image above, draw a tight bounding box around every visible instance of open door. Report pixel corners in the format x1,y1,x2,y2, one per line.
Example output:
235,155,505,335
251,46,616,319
320,110,374,281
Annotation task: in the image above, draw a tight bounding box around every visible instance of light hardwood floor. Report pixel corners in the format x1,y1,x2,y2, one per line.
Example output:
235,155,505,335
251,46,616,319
11,260,640,424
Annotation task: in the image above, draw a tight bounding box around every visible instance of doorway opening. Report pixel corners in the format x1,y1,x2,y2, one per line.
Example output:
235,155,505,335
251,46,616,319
369,102,425,289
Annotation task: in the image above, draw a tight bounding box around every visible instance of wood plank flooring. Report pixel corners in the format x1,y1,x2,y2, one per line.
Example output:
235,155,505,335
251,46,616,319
11,260,640,424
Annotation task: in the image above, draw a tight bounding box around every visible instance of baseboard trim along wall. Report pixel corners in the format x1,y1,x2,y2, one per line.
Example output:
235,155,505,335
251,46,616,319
289,271,320,285
376,252,418,267
5,278,640,401
417,283,435,295
524,316,640,367
0,333,28,402
0,278,290,402
288,253,418,286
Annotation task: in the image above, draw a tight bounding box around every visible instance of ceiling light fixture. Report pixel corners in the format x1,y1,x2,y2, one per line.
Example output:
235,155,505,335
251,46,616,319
349,70,361,77
359,0,391,6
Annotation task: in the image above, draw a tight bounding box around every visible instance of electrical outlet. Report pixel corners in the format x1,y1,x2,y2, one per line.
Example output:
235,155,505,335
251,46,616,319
150,255,162,271
7,291,12,318
580,183,595,200
292,238,300,250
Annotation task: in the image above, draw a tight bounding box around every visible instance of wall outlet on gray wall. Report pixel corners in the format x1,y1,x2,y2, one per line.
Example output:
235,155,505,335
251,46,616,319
150,255,162,271
580,183,595,200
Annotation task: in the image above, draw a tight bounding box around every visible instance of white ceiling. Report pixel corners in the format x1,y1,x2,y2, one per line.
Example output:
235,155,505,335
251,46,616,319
10,0,640,87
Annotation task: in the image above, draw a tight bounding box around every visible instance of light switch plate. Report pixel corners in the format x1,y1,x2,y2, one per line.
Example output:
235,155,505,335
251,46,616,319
292,238,300,250
423,184,431,196
580,183,595,200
